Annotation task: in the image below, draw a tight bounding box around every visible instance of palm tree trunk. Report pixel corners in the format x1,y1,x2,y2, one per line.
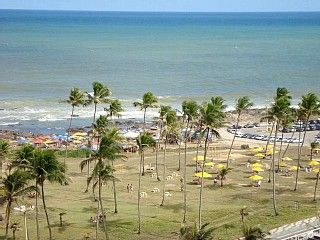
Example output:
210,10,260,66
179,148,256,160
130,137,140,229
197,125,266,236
299,117,310,157
0,157,3,179
314,171,320,201
142,151,145,176
93,103,97,122
111,161,118,213
41,183,52,240
272,122,279,216
267,121,275,183
195,122,203,172
23,211,29,240
198,128,210,228
35,180,40,240
282,131,295,159
95,197,99,240
137,150,143,234
143,108,147,127
183,120,190,223
277,132,284,172
5,200,12,240
98,175,109,240
227,114,240,168
160,136,167,206
65,106,74,168
156,124,163,181
294,121,303,191
177,139,181,171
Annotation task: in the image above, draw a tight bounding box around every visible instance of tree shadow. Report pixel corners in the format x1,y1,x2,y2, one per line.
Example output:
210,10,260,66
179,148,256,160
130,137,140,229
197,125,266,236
161,203,184,213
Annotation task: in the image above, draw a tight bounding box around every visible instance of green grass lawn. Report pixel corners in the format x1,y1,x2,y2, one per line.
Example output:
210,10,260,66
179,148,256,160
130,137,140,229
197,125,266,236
1,141,320,239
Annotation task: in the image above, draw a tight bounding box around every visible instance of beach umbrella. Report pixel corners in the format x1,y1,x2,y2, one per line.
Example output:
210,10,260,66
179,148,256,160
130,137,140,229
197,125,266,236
266,144,273,149
282,156,293,161
249,175,263,181
204,162,214,166
252,163,263,168
289,166,298,171
194,172,212,178
72,140,82,144
33,138,43,144
252,167,264,172
192,155,205,161
309,160,320,166
251,147,263,152
266,150,278,155
74,132,87,136
215,164,225,170
254,153,265,158
313,168,320,173
44,140,56,144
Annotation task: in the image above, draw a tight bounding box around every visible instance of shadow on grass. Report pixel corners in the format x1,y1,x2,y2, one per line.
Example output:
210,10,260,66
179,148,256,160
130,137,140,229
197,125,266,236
82,206,97,213
51,222,75,233
160,203,183,213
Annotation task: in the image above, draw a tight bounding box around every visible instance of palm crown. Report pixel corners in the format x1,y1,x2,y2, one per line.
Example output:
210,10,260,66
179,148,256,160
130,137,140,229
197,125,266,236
67,88,86,107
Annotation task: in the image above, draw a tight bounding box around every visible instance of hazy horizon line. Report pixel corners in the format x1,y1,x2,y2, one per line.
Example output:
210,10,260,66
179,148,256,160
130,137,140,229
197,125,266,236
1,8,320,13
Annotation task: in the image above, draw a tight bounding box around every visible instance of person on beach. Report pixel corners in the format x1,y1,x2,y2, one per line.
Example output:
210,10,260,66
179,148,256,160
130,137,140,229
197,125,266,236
130,184,133,193
126,184,130,193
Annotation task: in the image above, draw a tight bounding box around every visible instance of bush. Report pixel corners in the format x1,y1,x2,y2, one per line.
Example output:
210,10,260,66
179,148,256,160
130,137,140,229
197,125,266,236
241,144,250,150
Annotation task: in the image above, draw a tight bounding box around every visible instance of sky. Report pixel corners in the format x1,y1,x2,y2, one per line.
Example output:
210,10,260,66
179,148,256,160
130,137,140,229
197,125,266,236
0,0,320,12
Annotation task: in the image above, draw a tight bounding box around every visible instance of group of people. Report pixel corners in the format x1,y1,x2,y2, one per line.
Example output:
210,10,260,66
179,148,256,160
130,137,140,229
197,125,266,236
89,213,106,223
126,184,134,193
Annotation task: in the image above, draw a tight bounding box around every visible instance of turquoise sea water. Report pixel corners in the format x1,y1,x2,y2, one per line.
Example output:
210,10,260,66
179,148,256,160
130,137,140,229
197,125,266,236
0,10,319,133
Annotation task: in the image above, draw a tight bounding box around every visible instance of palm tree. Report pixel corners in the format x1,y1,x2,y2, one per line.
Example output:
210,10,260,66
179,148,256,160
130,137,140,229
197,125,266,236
267,93,291,216
92,115,110,147
28,149,67,240
1,170,35,239
160,108,178,206
65,88,86,160
218,167,232,187
99,129,126,214
182,100,199,222
105,99,123,119
87,82,111,122
294,93,319,191
133,91,158,127
242,225,266,240
198,97,226,228
136,132,156,234
227,96,253,168
0,140,10,179
180,223,214,240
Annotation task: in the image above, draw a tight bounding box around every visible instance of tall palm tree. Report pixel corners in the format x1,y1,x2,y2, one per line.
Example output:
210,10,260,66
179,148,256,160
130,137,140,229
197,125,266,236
267,93,291,216
105,99,123,119
182,100,199,222
65,88,86,161
133,91,158,127
198,97,226,228
87,82,112,122
180,222,214,240
1,170,35,240
136,132,156,234
82,159,115,240
242,225,266,240
160,108,178,206
294,93,319,191
218,167,232,187
0,140,10,179
92,115,110,147
28,149,67,240
99,129,126,214
227,96,253,168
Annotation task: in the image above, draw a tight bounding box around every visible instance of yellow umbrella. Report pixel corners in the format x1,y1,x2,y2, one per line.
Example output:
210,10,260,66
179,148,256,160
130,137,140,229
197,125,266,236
194,172,212,178
74,132,87,136
192,156,204,161
313,168,320,173
282,157,293,161
252,167,264,172
280,162,288,167
309,160,320,166
255,153,265,158
249,175,263,181
252,163,263,168
289,166,298,171
266,144,273,149
266,150,278,155
204,162,215,166
251,147,263,152
215,164,225,170
44,140,55,144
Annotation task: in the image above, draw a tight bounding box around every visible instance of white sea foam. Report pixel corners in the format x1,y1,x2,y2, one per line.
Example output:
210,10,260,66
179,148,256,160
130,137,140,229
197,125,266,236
0,122,20,126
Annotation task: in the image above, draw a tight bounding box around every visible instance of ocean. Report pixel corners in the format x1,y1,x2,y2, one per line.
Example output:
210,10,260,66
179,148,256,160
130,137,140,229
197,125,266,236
0,10,319,134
